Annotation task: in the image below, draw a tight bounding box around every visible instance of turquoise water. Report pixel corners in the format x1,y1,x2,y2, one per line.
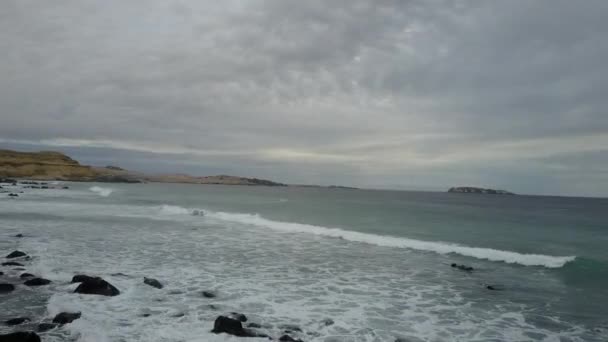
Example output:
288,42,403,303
1,182,607,341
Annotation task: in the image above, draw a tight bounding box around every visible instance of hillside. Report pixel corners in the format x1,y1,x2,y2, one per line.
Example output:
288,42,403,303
0,149,284,185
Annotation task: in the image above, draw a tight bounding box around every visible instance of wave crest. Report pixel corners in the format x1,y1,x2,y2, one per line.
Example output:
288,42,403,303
89,186,113,197
205,211,575,268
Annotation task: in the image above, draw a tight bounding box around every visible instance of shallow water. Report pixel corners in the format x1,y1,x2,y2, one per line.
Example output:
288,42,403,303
1,182,607,341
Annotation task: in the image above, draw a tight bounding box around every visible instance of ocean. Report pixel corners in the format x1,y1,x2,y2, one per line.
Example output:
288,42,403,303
1,182,607,341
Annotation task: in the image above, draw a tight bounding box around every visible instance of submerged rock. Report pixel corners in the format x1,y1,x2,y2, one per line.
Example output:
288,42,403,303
279,335,303,342
74,277,120,296
6,251,27,259
52,312,81,325
143,277,163,289
0,283,16,293
5,317,30,326
202,290,216,298
211,316,258,337
24,278,51,286
37,323,57,332
2,262,24,266
0,332,41,342
450,263,474,272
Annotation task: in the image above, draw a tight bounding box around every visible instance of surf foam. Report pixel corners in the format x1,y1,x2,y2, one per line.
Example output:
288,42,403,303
205,210,575,268
89,186,114,197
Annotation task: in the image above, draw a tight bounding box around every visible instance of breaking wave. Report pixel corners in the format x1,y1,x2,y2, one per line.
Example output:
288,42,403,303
89,186,113,197
204,210,576,268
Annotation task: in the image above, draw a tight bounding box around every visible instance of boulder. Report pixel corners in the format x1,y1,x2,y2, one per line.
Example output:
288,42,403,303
5,317,30,326
228,312,248,322
0,332,41,342
6,251,27,259
24,278,51,286
143,277,163,289
20,273,35,279
202,291,216,298
211,316,257,337
279,335,303,342
52,312,81,325
74,277,120,296
0,283,15,293
71,274,97,283
37,323,57,332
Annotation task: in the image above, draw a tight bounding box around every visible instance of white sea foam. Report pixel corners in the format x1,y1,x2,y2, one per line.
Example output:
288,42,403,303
205,210,576,268
89,186,114,197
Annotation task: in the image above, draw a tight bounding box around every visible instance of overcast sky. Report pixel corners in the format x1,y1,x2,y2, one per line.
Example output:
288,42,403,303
1,1,607,196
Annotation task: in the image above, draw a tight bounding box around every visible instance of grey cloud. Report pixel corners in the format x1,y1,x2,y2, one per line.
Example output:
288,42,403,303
1,0,607,196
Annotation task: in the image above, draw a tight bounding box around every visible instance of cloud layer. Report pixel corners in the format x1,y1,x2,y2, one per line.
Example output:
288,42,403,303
1,0,607,196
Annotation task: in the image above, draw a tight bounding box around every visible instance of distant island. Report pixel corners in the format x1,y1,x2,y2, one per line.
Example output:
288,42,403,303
0,149,285,186
448,187,514,195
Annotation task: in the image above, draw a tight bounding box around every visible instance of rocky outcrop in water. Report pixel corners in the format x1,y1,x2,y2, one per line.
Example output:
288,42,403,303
6,251,27,259
448,187,514,195
74,276,120,296
0,332,41,342
5,317,30,326
143,277,163,289
52,312,81,325
212,315,259,337
23,278,51,286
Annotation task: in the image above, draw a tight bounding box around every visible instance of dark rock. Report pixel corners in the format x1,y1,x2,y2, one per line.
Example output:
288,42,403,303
0,283,16,293
52,312,81,325
279,335,303,342
141,313,151,317
211,316,257,337
6,251,27,259
246,322,262,329
0,271,3,275
2,262,24,266
8,193,19,197
6,317,31,326
20,273,35,279
71,274,97,283
280,324,302,332
24,278,51,286
322,318,334,326
15,234,23,238
0,332,41,342
74,277,119,296
37,323,57,332
229,312,248,322
143,277,163,289
202,291,216,298
450,263,474,272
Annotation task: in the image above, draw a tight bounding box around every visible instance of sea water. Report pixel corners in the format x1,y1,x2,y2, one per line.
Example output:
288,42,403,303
1,182,607,341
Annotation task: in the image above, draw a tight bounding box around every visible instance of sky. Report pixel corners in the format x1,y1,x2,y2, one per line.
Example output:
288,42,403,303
1,0,607,197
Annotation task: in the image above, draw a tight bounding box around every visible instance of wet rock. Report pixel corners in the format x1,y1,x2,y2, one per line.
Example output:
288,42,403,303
14,234,23,238
71,274,97,283
74,277,120,296
143,277,163,289
0,332,41,342
279,335,303,342
6,251,27,259
0,283,16,293
8,193,19,197
20,273,35,279
37,323,57,332
322,318,334,326
202,291,216,298
228,312,247,322
24,278,51,286
280,324,302,333
5,317,30,326
450,263,473,272
52,312,81,325
211,316,257,337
